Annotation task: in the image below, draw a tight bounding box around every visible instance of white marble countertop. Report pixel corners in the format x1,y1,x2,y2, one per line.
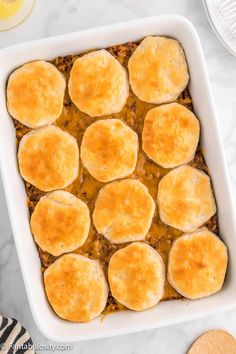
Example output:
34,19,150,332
1,0,236,353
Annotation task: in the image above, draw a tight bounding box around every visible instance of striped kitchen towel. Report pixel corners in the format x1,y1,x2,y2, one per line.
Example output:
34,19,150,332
0,316,34,353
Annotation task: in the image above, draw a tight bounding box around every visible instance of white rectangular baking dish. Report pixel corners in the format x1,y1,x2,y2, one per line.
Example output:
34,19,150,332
0,15,236,343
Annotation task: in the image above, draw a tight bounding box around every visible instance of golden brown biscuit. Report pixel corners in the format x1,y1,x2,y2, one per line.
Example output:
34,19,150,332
168,228,228,299
30,191,90,256
128,36,189,104
108,242,165,311
44,254,108,322
187,330,236,354
68,50,129,117
142,103,200,168
7,61,66,128
157,165,216,232
18,125,79,192
81,119,138,182
93,179,155,243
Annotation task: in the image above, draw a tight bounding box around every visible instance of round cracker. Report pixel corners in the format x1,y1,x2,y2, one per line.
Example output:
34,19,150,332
187,330,236,354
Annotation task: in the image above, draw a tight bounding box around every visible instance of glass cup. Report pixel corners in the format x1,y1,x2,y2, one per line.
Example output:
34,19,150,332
0,0,36,31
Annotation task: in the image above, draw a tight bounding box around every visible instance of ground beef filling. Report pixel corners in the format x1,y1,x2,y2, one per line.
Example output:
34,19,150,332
13,42,218,315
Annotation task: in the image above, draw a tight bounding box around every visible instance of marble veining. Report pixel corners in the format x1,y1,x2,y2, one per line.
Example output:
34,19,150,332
1,0,236,353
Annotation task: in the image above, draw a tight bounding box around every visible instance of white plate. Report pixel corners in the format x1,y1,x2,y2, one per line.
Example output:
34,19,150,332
0,15,236,342
203,0,236,57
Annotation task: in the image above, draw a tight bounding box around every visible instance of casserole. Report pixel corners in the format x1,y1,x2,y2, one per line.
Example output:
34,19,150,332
0,15,235,342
